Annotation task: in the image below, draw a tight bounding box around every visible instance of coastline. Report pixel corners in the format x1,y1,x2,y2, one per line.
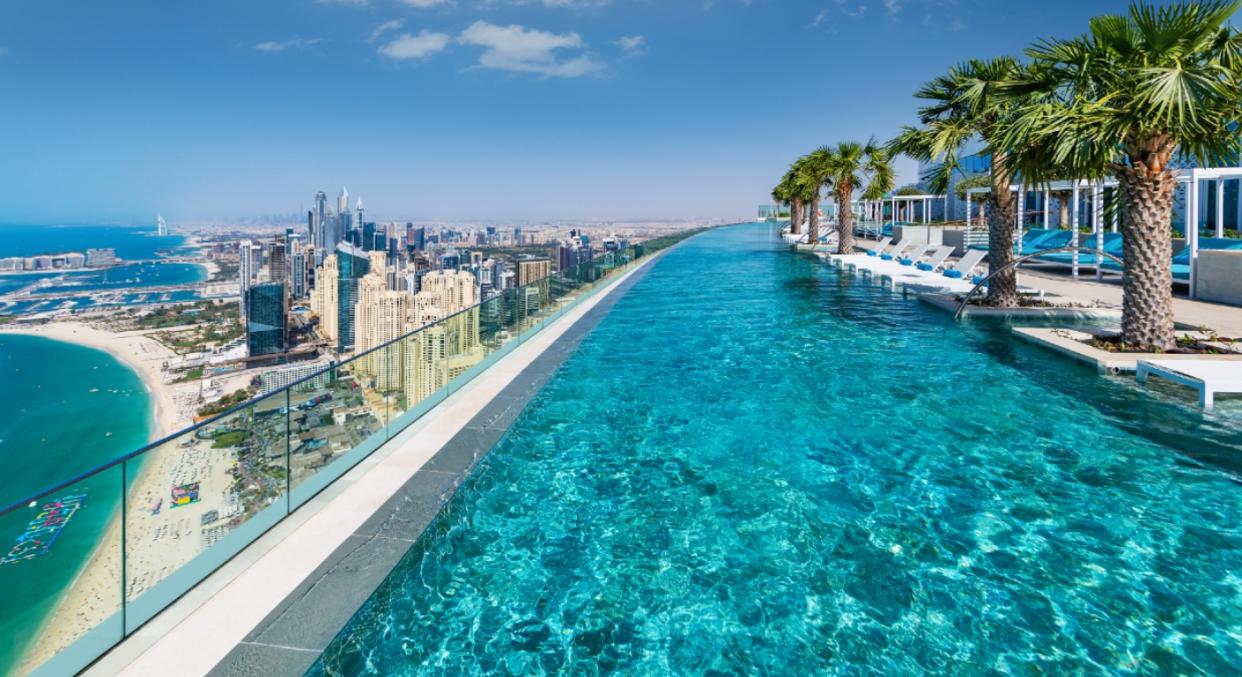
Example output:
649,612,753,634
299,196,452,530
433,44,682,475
0,321,204,674
0,321,185,440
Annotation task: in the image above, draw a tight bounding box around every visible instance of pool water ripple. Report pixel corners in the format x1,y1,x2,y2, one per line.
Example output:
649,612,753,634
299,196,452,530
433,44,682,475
312,224,1242,675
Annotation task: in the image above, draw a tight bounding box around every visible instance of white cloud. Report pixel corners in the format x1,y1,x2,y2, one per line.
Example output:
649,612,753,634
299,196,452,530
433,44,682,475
615,35,645,53
458,21,602,77
403,0,454,5
316,0,368,5
255,38,323,52
370,19,404,41
379,30,452,59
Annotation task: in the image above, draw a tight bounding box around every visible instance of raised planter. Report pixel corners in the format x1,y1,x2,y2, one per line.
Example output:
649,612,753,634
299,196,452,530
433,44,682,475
1196,249,1242,306
892,225,943,247
918,293,1122,320
941,229,967,256
1012,327,1242,373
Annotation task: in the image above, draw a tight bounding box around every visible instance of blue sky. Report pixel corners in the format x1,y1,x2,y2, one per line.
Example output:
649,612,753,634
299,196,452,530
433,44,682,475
0,0,1151,224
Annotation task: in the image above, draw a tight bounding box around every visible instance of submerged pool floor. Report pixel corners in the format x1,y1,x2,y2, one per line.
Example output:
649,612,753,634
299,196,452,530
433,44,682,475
311,224,1242,675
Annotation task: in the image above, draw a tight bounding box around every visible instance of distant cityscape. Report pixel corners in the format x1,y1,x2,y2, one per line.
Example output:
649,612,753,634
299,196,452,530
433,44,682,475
0,191,709,428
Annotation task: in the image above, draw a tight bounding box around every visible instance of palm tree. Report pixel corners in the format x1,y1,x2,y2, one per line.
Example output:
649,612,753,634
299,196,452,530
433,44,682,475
776,167,804,235
829,140,894,255
890,57,1028,307
771,180,792,225
954,173,991,227
802,147,835,246
1004,0,1242,350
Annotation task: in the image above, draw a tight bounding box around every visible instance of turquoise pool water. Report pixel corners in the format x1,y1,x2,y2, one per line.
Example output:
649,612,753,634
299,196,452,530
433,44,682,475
313,223,1242,674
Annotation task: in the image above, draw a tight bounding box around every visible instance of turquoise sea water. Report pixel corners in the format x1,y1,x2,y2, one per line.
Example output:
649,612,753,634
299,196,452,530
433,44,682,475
0,224,206,315
314,224,1242,674
0,223,184,260
0,335,150,674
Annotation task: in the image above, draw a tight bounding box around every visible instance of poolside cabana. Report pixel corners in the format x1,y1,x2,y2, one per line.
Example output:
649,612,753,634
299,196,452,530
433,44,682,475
965,167,1242,299
887,194,949,225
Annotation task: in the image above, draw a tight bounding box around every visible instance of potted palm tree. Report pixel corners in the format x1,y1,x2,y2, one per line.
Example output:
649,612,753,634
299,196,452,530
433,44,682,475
890,57,1028,307
1004,0,1242,350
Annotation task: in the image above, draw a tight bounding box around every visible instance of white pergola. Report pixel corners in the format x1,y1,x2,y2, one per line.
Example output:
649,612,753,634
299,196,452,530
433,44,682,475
966,168,1241,298
854,194,949,226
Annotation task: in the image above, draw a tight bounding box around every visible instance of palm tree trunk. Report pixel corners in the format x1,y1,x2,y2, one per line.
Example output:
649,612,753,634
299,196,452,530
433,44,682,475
837,186,856,255
807,189,820,245
985,151,1019,307
1115,164,1177,351
791,197,803,235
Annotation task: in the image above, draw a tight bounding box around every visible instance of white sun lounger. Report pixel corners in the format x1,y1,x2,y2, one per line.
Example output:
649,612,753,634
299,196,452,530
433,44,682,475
916,245,955,272
1137,359,1242,408
833,237,908,269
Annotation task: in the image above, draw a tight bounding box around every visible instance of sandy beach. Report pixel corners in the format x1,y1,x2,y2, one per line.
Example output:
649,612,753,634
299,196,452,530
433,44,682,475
0,320,236,673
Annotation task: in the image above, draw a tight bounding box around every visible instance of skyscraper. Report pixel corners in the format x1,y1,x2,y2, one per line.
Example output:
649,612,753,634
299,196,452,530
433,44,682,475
238,239,256,317
402,270,483,405
337,186,349,216
290,251,307,299
335,243,370,352
517,256,552,287
312,254,340,347
246,282,288,358
268,240,287,284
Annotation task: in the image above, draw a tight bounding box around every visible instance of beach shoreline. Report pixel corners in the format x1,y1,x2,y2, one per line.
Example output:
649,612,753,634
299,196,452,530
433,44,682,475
0,321,184,441
0,320,208,674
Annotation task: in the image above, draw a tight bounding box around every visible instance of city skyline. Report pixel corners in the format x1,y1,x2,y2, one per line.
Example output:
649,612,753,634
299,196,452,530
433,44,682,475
0,0,1163,225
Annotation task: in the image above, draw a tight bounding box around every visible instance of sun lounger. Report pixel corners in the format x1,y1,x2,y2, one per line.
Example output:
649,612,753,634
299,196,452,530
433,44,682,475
880,239,914,261
864,237,893,257
941,249,987,280
915,245,955,272
897,244,932,266
1137,359,1242,409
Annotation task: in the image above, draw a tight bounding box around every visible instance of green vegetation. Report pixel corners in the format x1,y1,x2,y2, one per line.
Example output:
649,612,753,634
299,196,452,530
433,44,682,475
1001,0,1242,350
775,1,1242,352
211,259,239,283
175,366,204,383
196,387,255,419
211,430,247,448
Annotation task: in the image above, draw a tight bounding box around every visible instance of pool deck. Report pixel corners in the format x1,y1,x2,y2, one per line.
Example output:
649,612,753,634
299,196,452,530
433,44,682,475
847,239,1242,334
87,251,667,677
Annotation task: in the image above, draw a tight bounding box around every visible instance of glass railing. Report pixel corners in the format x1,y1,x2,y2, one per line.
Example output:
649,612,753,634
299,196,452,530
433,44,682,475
0,234,696,677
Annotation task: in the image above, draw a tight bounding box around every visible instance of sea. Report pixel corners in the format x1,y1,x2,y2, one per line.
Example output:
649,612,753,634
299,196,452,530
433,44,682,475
0,224,185,673
0,224,206,315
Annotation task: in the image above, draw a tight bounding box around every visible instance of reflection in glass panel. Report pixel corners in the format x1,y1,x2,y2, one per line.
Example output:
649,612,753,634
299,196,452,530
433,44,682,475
0,467,123,676
125,388,288,610
288,357,383,492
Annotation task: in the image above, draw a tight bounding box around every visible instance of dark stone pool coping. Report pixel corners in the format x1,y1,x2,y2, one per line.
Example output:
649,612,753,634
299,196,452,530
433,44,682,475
208,254,664,676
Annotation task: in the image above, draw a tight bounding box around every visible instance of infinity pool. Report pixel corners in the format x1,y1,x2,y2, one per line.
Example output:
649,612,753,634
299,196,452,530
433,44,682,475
312,224,1242,674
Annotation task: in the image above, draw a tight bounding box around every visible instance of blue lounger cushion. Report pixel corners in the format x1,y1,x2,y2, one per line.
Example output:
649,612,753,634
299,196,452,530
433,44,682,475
943,269,964,279
916,262,933,271
971,275,986,285
865,250,878,257
899,259,914,266
881,254,894,260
